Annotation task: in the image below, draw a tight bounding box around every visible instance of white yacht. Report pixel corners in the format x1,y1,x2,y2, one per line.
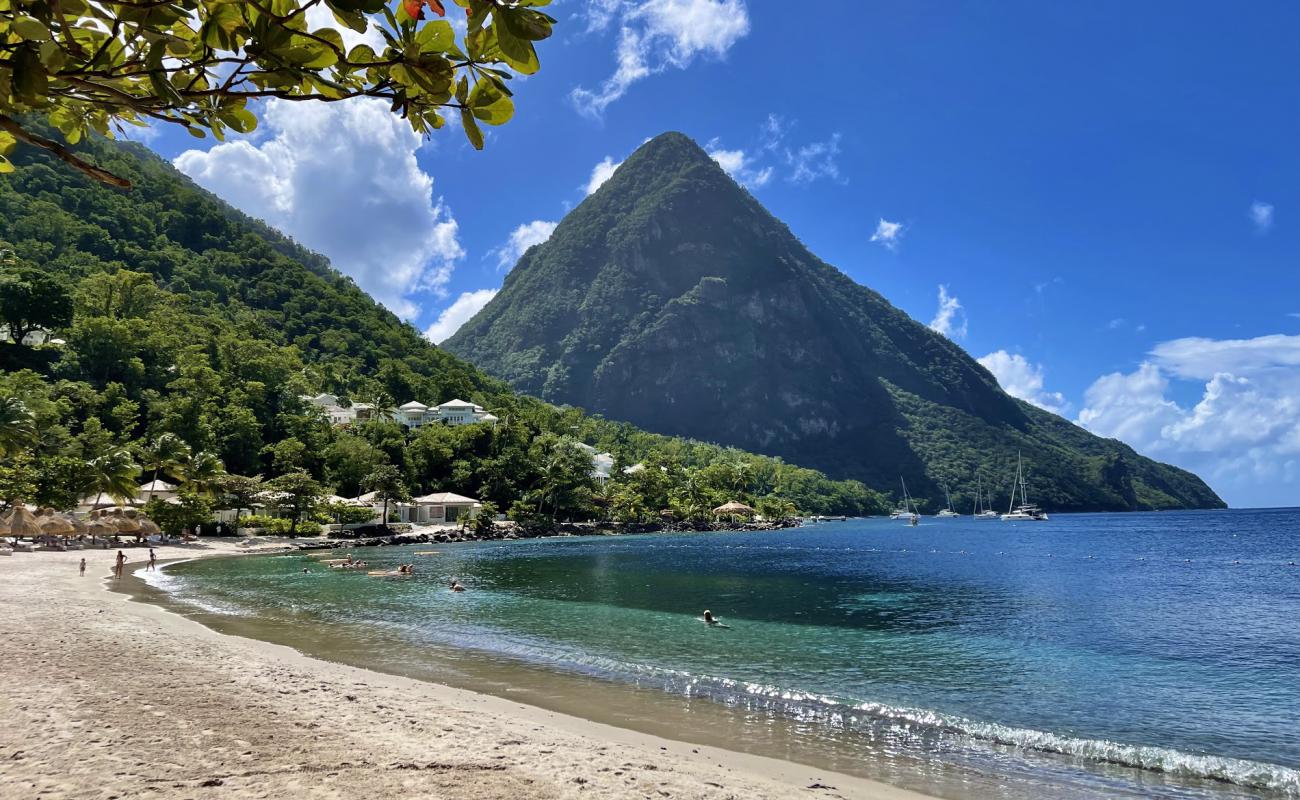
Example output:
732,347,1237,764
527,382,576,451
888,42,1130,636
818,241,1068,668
895,477,920,525
1002,452,1049,521
936,486,960,518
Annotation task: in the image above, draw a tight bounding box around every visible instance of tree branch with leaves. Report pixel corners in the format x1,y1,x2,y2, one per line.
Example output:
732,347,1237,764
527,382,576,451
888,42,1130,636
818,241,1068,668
0,0,555,185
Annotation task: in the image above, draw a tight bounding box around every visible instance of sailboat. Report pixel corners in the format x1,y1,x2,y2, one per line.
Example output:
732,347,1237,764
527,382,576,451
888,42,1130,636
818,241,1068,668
936,486,960,518
973,473,999,520
1002,452,1049,521
892,478,920,525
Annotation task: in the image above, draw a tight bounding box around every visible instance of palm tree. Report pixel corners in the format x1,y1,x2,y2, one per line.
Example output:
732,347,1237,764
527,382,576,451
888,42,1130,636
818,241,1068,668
136,433,191,501
86,447,141,511
0,396,36,458
181,450,226,497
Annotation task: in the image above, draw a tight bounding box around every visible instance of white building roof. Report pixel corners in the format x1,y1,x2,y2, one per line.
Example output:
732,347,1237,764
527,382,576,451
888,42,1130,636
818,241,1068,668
480,413,499,422
412,492,480,505
435,399,475,410
398,401,429,412
138,479,177,492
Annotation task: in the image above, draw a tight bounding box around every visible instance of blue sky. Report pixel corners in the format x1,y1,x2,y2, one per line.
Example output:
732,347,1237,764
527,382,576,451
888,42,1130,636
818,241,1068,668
137,1,1299,506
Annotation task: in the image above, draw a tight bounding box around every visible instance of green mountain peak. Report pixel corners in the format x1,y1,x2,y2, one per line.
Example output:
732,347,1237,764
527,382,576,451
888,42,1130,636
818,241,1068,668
445,132,1223,512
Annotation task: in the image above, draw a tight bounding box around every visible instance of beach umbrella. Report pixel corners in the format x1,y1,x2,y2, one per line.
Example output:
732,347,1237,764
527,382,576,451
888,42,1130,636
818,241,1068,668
38,513,76,537
66,516,89,536
712,501,756,516
1,506,43,540
113,514,142,535
137,518,161,537
87,519,116,539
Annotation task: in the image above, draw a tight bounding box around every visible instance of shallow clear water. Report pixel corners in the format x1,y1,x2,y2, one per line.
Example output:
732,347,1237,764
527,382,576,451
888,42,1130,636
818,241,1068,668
154,509,1300,799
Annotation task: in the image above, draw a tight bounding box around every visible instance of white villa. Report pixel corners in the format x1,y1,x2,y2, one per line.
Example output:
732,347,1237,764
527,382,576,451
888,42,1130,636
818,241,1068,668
300,394,377,426
393,399,499,430
351,490,482,525
302,394,497,429
575,442,616,482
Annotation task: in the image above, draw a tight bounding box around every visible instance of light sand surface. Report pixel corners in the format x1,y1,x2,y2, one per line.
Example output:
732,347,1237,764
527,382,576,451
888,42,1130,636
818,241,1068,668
0,541,935,800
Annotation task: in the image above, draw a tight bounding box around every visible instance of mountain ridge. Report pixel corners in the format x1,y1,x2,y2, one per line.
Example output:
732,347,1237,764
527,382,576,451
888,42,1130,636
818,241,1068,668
445,132,1224,512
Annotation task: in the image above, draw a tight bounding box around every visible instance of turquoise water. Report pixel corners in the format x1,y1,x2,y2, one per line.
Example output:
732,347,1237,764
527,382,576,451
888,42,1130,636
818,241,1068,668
153,510,1300,799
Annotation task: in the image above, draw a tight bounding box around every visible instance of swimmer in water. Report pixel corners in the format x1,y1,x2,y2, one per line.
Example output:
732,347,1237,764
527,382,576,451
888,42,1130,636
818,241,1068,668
702,610,730,629
449,580,465,592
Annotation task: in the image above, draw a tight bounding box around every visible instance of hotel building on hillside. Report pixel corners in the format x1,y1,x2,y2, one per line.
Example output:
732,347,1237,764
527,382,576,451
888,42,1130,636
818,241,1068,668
301,394,497,429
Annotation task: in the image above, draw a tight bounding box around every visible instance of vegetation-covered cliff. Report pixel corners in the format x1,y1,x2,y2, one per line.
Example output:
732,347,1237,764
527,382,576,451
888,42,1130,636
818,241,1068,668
445,133,1224,512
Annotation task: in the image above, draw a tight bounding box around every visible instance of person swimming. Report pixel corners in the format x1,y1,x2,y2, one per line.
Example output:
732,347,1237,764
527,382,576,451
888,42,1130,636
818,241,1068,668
449,580,465,592
702,610,730,628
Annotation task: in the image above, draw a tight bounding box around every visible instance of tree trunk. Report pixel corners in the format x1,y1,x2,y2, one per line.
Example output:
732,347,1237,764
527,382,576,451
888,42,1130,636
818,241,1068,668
382,497,389,529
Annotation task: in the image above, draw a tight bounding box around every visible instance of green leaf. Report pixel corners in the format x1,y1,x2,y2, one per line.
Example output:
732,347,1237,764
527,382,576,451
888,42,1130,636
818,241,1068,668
0,154,13,174
12,47,48,105
13,15,51,41
491,20,540,75
460,108,484,150
415,19,454,52
468,76,513,125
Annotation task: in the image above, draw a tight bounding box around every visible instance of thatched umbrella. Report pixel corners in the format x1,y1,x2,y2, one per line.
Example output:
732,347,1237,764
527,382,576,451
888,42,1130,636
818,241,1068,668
67,516,89,536
113,513,142,537
1,506,44,540
38,513,76,538
713,501,756,517
137,518,161,537
87,519,117,541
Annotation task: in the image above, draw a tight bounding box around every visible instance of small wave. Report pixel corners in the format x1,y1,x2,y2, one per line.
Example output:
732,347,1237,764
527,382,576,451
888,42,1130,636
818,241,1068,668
426,634,1300,795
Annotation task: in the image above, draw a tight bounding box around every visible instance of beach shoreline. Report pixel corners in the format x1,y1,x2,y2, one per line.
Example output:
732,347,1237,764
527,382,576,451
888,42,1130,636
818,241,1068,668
0,540,933,800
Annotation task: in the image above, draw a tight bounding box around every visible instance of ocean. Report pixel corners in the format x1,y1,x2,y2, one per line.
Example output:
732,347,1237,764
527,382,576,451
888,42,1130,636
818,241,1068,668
144,509,1300,799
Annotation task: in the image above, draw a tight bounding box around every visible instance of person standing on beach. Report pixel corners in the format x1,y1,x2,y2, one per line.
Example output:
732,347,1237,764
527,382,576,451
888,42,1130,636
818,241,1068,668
114,550,127,579
79,558,86,577
148,548,157,572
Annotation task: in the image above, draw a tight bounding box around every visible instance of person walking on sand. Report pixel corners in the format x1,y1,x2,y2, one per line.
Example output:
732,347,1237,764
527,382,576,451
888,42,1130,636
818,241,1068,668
148,548,157,572
114,550,127,580
79,557,86,577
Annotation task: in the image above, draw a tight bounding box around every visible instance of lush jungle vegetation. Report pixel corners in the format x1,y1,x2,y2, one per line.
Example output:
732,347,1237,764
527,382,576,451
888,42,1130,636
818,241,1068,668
0,133,887,530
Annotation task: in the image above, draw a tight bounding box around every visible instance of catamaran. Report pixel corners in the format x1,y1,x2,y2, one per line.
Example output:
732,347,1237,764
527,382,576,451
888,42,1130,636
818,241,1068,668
1002,452,1048,521
936,486,960,518
973,473,999,519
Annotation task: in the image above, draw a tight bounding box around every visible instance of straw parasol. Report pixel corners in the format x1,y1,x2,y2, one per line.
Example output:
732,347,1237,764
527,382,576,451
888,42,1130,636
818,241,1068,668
1,506,44,540
137,518,161,537
66,516,89,536
87,519,117,539
112,513,142,536
713,501,756,517
38,513,76,538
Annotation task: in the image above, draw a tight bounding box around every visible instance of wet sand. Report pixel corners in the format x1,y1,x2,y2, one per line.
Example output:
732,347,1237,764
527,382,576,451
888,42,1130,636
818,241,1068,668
0,541,934,799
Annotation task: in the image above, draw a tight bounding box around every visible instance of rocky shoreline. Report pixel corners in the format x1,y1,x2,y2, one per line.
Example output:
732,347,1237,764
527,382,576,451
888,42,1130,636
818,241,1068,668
295,518,801,550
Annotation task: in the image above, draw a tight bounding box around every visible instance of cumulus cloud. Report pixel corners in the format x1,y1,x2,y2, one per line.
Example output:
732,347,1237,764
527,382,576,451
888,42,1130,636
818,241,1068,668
303,3,384,51
424,289,499,344
571,0,750,115
704,138,772,188
1250,201,1274,233
1077,333,1300,507
175,99,463,320
494,220,558,269
977,350,1070,415
870,218,905,251
929,285,967,339
585,156,623,195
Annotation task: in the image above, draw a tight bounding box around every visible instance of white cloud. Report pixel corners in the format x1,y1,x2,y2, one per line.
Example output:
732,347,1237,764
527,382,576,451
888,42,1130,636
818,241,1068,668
494,220,558,269
1077,333,1300,507
1149,334,1300,380
869,218,905,251
929,285,967,339
571,0,750,115
704,139,772,188
303,3,384,51
787,133,842,184
585,155,623,195
1250,200,1274,233
424,289,499,344
978,350,1070,415
175,99,463,320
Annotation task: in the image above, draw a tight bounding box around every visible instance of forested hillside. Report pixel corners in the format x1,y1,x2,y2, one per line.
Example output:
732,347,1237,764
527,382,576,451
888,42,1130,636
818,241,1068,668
0,131,886,523
446,133,1224,512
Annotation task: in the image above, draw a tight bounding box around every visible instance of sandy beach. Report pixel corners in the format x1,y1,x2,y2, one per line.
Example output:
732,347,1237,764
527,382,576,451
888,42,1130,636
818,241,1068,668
0,541,932,800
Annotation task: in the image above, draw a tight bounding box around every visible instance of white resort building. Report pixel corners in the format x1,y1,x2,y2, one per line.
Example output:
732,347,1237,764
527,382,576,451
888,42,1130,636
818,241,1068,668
302,394,497,429
351,490,482,525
